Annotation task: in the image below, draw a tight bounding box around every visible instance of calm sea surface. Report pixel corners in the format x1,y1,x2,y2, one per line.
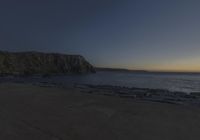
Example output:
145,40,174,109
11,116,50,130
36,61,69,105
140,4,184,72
1,71,200,93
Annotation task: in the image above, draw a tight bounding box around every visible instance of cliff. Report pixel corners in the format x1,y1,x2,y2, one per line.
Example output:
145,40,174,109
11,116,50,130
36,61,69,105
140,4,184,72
0,51,95,75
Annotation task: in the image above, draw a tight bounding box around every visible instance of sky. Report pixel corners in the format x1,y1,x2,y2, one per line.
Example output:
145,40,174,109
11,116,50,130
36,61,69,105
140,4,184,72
1,0,200,72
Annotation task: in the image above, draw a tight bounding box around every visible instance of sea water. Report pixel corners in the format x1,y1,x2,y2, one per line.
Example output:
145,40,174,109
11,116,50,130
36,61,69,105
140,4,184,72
1,71,200,93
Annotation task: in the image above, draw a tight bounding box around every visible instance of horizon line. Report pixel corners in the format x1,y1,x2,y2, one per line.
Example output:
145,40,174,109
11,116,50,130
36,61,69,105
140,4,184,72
96,67,200,73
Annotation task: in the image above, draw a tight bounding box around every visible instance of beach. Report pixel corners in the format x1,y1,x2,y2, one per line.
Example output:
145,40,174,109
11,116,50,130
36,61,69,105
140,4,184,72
0,83,200,140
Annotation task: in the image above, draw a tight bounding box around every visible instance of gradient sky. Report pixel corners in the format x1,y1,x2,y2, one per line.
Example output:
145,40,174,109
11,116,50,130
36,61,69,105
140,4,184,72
1,0,200,72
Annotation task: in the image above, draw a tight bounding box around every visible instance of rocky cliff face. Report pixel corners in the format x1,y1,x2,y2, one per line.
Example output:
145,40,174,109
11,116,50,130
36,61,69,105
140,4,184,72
0,51,95,75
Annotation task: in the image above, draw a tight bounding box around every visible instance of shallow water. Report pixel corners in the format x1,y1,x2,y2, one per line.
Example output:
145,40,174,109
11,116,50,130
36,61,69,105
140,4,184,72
1,71,200,93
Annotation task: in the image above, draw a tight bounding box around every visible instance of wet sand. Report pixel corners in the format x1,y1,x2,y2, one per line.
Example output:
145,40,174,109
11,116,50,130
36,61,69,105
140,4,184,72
0,83,200,140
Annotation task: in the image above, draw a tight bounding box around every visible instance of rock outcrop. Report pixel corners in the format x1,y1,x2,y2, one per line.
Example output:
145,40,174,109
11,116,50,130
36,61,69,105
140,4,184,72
0,51,95,75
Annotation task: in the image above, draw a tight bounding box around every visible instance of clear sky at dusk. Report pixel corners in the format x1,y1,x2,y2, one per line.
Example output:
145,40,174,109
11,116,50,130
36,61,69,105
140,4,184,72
1,0,200,72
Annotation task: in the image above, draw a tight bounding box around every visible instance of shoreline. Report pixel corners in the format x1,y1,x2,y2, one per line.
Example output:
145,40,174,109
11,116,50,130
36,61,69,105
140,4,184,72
0,83,200,139
75,84,200,106
2,80,200,106
23,81,200,107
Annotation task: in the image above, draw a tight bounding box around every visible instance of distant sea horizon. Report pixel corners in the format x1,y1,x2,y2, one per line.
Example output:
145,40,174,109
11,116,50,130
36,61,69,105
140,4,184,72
96,67,200,75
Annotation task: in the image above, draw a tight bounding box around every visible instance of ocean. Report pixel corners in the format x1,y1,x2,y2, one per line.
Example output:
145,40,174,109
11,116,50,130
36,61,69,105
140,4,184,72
1,71,200,93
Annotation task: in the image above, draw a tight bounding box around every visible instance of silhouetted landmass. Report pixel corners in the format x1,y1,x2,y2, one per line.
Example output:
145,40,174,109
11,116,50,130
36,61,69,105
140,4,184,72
96,67,200,75
96,67,148,73
0,51,95,75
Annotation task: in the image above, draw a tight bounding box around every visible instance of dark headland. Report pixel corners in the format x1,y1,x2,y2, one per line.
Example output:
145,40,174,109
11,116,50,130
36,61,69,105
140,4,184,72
0,51,95,75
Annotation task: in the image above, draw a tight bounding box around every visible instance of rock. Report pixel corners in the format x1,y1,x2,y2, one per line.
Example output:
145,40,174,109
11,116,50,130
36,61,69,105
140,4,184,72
0,51,95,75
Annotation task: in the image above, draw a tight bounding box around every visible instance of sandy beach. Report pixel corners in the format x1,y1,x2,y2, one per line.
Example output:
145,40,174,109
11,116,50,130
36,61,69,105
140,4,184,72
0,83,200,140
